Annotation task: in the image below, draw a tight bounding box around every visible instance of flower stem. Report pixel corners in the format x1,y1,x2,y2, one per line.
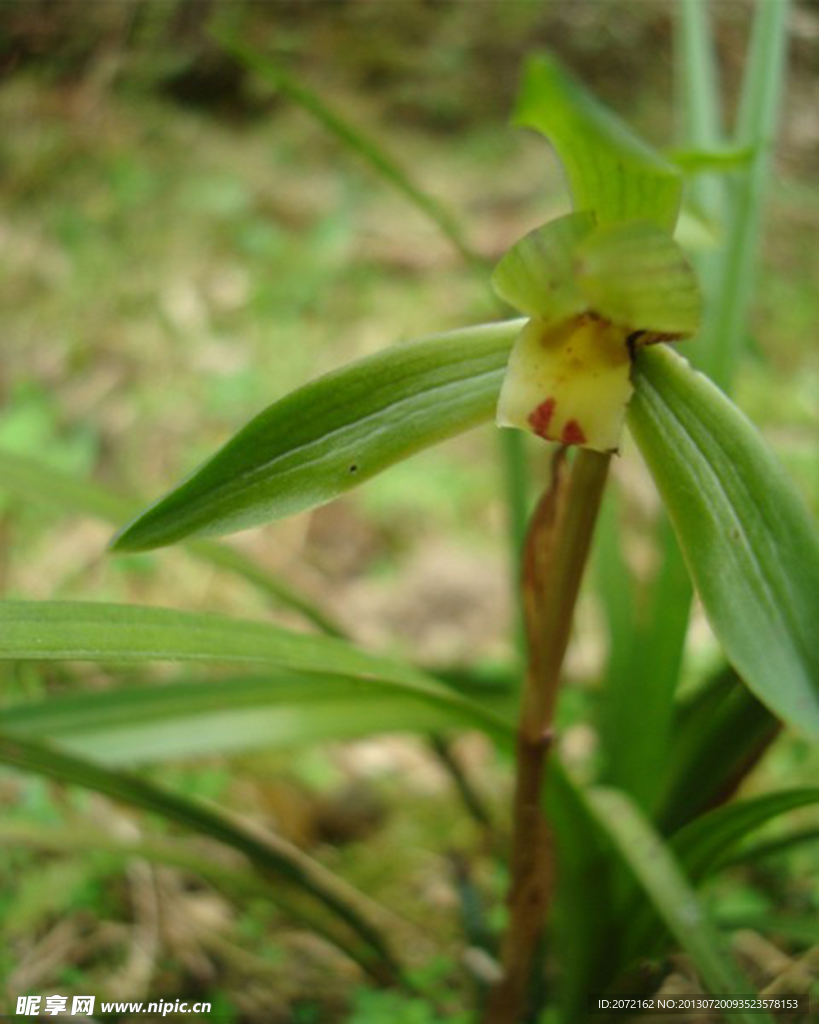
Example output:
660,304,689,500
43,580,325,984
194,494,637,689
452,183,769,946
484,447,611,1024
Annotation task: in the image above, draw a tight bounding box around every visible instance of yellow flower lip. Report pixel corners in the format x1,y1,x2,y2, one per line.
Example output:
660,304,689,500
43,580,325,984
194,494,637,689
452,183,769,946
497,312,634,454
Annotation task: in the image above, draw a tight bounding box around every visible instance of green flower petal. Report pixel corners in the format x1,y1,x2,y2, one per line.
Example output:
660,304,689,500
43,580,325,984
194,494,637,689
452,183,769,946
497,315,633,453
492,212,593,321
576,220,702,336
515,55,682,231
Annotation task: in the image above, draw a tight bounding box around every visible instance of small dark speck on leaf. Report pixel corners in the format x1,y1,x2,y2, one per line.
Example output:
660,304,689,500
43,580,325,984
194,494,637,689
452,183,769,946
349,464,358,474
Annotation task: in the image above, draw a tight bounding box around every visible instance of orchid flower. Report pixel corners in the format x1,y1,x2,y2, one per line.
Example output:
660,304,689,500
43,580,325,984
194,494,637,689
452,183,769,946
494,57,702,453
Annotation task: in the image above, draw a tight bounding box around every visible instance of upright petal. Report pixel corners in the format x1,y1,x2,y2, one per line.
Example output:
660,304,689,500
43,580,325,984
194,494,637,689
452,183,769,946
577,220,702,336
514,55,682,231
492,212,594,321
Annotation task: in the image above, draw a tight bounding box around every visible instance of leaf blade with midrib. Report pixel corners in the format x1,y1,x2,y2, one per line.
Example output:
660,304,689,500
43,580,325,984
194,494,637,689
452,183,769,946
629,345,819,738
111,321,521,552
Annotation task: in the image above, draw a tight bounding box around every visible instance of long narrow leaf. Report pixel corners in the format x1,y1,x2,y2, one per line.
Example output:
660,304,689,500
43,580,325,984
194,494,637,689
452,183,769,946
597,505,692,812
0,733,404,983
706,0,790,388
676,0,724,219
621,787,819,968
0,674,463,765
586,787,770,1021
629,345,819,737
112,321,521,552
546,763,616,1023
718,828,819,872
0,601,511,740
658,667,779,834
671,788,819,882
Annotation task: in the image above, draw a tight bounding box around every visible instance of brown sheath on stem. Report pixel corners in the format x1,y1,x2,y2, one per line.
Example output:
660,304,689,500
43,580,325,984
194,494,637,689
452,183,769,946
484,447,610,1024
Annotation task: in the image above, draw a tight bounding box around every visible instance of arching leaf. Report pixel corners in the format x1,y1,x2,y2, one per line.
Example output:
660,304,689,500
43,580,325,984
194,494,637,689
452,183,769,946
112,321,520,551
629,346,819,738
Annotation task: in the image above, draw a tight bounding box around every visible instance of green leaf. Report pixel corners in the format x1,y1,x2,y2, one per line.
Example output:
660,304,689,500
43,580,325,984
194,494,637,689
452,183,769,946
546,763,616,1022
0,674,464,765
0,733,404,983
586,787,770,1020
111,321,521,552
671,788,819,882
621,787,819,968
629,345,819,738
719,827,819,872
682,0,790,389
596,499,693,813
658,667,779,834
491,212,592,320
576,220,702,333
515,55,682,230
0,601,511,741
0,447,344,636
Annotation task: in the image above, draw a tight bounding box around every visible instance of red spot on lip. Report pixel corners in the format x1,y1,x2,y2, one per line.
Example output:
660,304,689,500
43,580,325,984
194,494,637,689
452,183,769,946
561,419,587,446
528,398,556,438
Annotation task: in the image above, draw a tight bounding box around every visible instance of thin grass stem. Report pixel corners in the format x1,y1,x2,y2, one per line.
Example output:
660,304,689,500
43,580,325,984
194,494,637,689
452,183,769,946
705,0,791,388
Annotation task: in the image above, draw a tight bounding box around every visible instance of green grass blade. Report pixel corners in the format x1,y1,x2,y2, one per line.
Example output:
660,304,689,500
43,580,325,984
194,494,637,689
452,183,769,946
515,54,682,230
0,448,344,637
709,0,790,387
190,541,346,636
0,732,405,983
658,667,779,834
671,788,819,882
629,346,819,738
598,511,692,812
676,0,724,219
546,763,616,1023
718,828,819,872
213,29,480,269
111,321,521,552
586,787,771,1020
619,788,819,966
686,0,790,388
0,674,464,765
594,486,646,802
0,600,512,740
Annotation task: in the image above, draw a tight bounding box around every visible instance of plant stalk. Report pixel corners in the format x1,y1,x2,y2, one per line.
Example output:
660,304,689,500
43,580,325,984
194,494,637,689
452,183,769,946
484,447,611,1024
